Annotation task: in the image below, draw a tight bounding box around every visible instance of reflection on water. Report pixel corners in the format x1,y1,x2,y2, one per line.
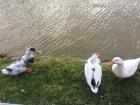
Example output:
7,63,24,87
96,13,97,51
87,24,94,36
0,0,140,59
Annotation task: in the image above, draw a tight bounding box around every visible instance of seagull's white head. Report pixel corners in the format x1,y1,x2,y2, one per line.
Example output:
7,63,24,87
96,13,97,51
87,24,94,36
112,57,123,65
23,47,42,60
90,52,100,59
88,52,101,64
25,47,36,55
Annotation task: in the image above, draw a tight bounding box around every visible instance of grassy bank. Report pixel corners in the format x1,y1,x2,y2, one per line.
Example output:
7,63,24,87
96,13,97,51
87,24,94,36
0,58,140,105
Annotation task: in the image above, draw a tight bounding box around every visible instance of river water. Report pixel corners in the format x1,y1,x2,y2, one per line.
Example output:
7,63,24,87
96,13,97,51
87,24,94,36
0,0,140,59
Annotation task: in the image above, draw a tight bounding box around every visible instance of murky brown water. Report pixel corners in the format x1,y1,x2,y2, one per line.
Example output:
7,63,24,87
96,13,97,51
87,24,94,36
0,0,140,59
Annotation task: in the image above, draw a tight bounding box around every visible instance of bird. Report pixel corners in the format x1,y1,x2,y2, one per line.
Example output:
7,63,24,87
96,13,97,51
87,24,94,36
84,52,102,94
111,57,140,78
1,47,41,75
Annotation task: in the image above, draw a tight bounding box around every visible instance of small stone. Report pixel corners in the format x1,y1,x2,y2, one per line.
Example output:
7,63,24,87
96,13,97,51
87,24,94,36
20,89,26,93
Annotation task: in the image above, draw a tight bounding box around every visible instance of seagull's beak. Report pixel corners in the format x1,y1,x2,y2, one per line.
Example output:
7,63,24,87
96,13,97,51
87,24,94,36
36,50,42,55
96,52,100,58
110,60,115,65
104,60,114,65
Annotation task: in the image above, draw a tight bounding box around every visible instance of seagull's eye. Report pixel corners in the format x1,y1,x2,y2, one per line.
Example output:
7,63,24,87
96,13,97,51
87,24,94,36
115,59,119,61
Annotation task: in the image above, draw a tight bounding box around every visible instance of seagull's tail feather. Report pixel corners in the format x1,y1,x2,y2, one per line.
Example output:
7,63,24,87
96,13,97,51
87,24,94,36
91,87,98,94
137,58,140,62
1,69,10,74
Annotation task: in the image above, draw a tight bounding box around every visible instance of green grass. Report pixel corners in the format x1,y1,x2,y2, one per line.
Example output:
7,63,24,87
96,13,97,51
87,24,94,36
0,58,140,105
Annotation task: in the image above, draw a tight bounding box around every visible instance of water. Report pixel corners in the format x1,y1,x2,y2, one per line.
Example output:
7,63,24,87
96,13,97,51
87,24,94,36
0,0,140,59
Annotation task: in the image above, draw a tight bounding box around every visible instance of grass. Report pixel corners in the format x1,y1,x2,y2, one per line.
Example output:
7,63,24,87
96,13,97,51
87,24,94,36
0,58,140,105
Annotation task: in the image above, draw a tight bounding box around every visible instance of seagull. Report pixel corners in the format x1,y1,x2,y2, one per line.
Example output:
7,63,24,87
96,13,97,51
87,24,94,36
1,47,41,75
84,52,102,94
111,57,140,78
